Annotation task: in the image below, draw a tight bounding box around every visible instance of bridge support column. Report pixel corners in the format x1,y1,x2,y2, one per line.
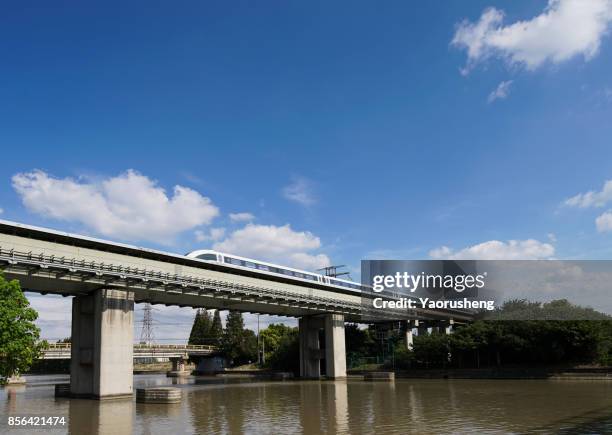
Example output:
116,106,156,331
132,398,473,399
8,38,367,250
299,316,322,378
167,356,190,377
442,319,454,335
416,320,428,337
299,314,346,379
70,289,134,399
324,314,346,379
403,321,414,350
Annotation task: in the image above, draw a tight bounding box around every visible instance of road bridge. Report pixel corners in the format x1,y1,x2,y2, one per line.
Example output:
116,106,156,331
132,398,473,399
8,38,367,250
0,219,472,399
41,343,216,359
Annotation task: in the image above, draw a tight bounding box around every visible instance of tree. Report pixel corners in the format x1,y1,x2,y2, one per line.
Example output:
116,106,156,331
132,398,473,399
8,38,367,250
266,328,300,375
209,310,223,346
412,332,451,368
0,274,46,383
189,309,212,345
221,311,257,365
260,323,295,362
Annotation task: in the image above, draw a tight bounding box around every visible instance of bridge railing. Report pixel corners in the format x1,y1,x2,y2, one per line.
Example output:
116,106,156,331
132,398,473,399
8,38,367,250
45,343,71,350
132,344,217,351
44,343,216,351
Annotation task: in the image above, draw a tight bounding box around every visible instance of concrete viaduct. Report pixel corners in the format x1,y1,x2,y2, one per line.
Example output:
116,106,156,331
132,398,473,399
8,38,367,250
0,220,471,399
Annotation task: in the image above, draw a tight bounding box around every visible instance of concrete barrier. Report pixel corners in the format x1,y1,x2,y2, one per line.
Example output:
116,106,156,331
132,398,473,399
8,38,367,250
364,372,395,381
136,387,182,404
271,372,294,380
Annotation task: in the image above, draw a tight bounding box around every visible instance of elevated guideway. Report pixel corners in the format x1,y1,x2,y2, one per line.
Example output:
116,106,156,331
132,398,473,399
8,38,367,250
0,220,472,399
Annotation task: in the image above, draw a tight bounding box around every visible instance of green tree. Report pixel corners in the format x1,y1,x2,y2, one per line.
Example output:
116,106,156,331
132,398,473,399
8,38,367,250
0,274,46,383
221,311,257,365
260,323,295,362
266,327,300,375
412,332,451,368
209,310,223,346
189,309,212,345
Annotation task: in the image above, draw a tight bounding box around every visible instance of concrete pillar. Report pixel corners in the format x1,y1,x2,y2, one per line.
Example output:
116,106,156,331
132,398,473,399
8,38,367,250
299,316,323,378
70,289,134,399
404,329,414,350
416,320,428,337
324,314,346,379
444,319,455,335
170,357,185,372
167,356,190,377
299,314,346,379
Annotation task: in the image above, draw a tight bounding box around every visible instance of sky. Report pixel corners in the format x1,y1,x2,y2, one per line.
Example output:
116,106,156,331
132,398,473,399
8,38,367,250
2,0,612,341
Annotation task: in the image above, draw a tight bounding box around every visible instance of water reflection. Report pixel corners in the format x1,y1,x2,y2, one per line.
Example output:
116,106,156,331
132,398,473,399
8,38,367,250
2,375,612,434
69,398,133,435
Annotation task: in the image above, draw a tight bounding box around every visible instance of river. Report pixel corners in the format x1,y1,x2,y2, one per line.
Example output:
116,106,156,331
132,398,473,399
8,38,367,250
2,374,612,434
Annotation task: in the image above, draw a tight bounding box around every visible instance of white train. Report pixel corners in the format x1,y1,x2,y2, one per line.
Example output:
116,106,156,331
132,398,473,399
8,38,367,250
186,249,367,293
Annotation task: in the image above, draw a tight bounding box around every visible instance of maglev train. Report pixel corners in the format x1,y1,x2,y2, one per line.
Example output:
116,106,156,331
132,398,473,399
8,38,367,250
185,249,368,293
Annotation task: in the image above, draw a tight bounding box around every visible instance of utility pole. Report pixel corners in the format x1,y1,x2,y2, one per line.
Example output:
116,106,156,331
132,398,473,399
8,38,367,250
318,265,351,279
139,303,155,345
257,314,260,365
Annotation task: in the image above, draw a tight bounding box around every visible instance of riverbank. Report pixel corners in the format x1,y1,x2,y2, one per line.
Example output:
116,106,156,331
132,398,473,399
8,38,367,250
349,366,612,380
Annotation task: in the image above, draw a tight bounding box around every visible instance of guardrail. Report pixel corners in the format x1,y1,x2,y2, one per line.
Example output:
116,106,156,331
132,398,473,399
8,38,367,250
45,343,216,351
41,343,217,359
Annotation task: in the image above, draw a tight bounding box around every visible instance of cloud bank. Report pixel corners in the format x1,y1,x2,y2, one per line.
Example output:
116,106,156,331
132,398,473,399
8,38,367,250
452,0,612,73
12,170,219,245
430,239,555,260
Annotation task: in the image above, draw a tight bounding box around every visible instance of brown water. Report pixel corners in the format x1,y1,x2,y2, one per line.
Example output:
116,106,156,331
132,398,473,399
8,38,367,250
2,374,612,434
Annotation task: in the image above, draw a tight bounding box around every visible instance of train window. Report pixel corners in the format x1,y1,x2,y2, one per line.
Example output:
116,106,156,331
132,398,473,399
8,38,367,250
224,257,232,264
294,272,303,278
257,264,269,271
244,261,257,269
197,254,217,261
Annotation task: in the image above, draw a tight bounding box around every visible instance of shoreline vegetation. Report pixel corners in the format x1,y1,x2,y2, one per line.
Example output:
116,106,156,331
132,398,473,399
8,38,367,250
16,290,612,382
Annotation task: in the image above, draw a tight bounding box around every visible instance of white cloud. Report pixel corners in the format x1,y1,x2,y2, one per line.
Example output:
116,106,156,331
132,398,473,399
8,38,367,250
12,169,219,245
282,176,317,207
452,0,612,73
195,227,226,242
596,211,612,232
487,80,513,103
213,223,331,270
565,180,612,208
429,239,555,260
229,212,255,222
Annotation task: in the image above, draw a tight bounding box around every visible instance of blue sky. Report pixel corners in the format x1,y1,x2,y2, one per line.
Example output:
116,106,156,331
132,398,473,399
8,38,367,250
2,1,612,340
